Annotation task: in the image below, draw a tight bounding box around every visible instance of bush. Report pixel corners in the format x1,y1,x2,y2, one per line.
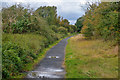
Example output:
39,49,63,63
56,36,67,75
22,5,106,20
50,25,58,33
2,42,37,78
58,26,68,34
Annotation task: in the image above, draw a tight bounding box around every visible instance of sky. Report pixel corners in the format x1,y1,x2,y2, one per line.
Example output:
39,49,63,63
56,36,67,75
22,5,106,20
1,0,93,25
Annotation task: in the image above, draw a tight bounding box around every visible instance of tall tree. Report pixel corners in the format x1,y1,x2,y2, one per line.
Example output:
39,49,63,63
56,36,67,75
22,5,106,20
35,6,57,25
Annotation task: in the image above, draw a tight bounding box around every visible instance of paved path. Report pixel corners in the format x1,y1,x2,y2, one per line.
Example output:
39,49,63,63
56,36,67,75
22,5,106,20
27,37,71,79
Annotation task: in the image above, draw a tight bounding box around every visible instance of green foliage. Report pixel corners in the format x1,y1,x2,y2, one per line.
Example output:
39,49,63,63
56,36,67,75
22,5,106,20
2,5,76,41
2,5,31,33
60,19,70,27
75,17,84,32
2,34,46,78
58,26,68,34
35,6,57,25
80,2,119,41
69,25,77,33
2,42,37,78
50,25,58,33
2,34,46,53
2,4,77,35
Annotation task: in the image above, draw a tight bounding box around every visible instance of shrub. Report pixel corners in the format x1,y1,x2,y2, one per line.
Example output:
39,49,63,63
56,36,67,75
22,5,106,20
58,26,68,34
2,42,36,78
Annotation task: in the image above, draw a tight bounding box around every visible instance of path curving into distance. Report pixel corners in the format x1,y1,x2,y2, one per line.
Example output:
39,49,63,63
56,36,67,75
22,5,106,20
26,36,71,79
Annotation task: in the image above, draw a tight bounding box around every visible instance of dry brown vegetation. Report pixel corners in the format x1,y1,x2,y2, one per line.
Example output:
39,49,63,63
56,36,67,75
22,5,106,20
65,34,118,78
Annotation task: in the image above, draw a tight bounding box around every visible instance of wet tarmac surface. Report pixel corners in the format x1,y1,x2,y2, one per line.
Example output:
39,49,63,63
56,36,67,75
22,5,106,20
26,37,71,79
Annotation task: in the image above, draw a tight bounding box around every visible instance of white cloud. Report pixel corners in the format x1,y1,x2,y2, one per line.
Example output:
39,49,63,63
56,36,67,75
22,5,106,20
2,0,26,2
59,2,83,14
69,20,76,25
2,0,88,4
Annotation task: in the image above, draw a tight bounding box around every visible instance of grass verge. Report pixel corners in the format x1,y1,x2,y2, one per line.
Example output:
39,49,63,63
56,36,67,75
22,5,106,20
65,34,118,78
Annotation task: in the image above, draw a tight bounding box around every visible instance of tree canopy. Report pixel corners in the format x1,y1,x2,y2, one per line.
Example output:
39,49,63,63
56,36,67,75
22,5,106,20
76,2,119,41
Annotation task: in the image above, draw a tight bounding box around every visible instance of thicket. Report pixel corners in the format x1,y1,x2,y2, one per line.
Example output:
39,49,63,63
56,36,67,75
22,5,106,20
76,2,119,42
2,4,77,78
2,42,37,78
75,17,84,32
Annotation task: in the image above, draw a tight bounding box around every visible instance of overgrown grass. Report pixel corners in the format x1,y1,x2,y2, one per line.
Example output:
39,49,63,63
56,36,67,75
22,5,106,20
65,34,118,78
2,33,47,54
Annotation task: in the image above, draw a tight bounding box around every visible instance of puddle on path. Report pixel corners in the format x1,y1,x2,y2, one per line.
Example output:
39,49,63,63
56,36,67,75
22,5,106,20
48,56,60,58
27,68,65,78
